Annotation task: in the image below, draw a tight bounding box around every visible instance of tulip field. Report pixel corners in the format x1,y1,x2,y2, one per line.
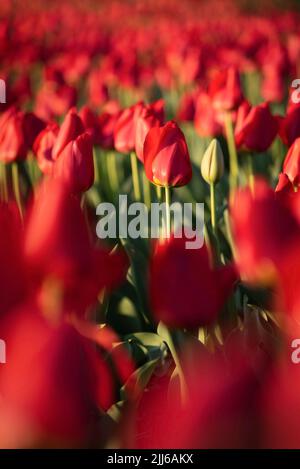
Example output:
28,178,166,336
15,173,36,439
2,0,300,450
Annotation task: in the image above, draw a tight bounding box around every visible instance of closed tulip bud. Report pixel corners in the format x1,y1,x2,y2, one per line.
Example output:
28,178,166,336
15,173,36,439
201,139,224,184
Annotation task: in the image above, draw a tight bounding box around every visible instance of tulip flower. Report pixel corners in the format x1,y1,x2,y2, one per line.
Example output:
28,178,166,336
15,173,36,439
235,102,278,153
278,101,300,147
52,108,84,160
25,179,128,316
0,309,110,446
33,123,59,175
97,111,120,150
0,107,45,163
194,92,223,137
135,105,163,163
144,120,192,187
230,178,300,285
53,132,94,194
282,137,300,187
150,235,237,328
114,102,144,154
209,67,244,112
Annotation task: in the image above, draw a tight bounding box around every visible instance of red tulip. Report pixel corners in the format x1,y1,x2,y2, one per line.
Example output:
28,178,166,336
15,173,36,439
33,123,59,175
53,132,94,194
52,108,84,160
0,309,109,446
282,137,300,187
25,179,128,316
0,202,26,317
114,102,143,153
0,107,45,163
135,103,164,163
194,92,223,137
149,235,237,328
278,100,300,147
235,102,278,152
144,121,192,187
230,178,300,284
35,81,77,121
79,105,101,145
209,67,244,112
177,92,196,123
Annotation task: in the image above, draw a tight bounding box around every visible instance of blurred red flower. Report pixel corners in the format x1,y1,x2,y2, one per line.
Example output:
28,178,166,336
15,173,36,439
235,102,278,152
149,235,237,328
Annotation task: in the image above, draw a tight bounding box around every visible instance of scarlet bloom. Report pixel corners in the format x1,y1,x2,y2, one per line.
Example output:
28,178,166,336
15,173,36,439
0,107,45,163
230,178,300,285
135,100,164,162
209,67,244,112
194,92,223,138
97,111,120,150
235,102,278,152
144,121,192,187
149,235,237,328
279,101,300,147
34,109,93,193
282,137,300,187
53,132,94,194
114,102,143,153
25,179,128,316
52,108,84,160
33,123,59,174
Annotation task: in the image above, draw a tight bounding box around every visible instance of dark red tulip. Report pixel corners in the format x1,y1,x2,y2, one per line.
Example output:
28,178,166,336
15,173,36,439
209,67,244,112
283,137,300,187
177,92,196,123
144,120,192,187
33,123,59,175
279,101,300,147
53,132,94,194
149,235,237,328
97,111,120,150
0,202,26,317
235,102,278,153
0,107,45,163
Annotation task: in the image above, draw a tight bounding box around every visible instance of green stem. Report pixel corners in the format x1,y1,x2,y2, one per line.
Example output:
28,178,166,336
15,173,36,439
164,185,171,238
12,163,23,220
93,147,100,184
210,182,220,260
210,182,216,233
0,163,8,202
107,151,119,193
143,172,151,209
130,151,141,201
224,112,239,199
246,153,254,193
156,185,162,202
